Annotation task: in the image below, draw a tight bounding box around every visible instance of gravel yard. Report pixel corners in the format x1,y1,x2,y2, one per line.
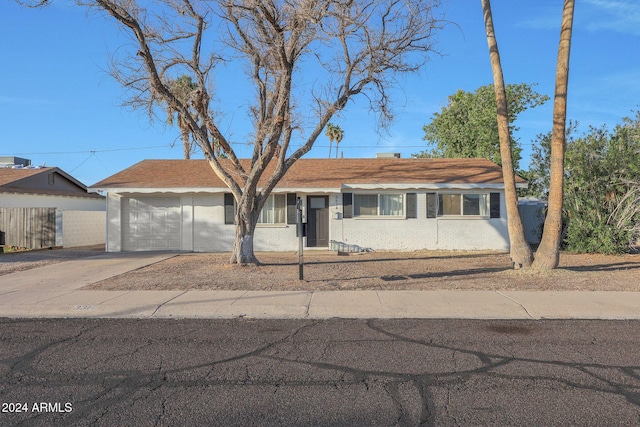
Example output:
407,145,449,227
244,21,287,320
83,250,640,292
3,247,638,291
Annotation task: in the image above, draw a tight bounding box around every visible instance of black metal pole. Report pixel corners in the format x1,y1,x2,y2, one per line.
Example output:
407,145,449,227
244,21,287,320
296,197,304,280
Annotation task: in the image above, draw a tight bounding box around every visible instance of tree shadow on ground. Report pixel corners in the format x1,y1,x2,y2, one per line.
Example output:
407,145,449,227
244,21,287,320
301,266,511,283
562,262,640,272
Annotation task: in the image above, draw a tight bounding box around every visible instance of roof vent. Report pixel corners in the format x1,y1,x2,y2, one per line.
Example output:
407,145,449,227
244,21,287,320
376,153,401,158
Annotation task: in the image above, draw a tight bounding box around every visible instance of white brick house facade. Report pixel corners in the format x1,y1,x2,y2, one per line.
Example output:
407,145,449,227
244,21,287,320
92,158,523,253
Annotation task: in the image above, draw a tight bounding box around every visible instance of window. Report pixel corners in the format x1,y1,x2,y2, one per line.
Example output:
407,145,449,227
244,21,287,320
463,194,487,216
258,194,286,224
354,194,404,217
380,194,403,216
439,194,461,216
355,194,377,216
438,193,488,216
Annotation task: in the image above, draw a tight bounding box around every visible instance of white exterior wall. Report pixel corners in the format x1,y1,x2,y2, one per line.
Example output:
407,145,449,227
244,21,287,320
329,192,509,252
106,193,122,252
192,193,232,252
59,210,106,248
191,193,298,252
105,190,510,252
0,193,105,211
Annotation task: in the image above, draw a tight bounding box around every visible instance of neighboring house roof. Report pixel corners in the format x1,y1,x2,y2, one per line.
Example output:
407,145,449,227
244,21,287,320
0,167,104,199
91,158,527,192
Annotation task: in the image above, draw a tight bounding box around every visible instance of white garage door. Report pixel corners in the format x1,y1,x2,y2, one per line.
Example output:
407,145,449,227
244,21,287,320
122,197,181,251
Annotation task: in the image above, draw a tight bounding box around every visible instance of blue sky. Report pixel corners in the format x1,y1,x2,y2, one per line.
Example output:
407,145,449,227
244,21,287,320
1,0,639,186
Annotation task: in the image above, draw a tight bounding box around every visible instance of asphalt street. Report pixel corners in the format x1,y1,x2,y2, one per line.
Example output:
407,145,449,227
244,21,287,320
1,318,640,426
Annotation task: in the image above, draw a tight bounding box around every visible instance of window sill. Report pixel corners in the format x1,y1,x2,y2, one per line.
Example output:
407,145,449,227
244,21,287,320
436,216,491,220
353,216,406,220
256,224,289,228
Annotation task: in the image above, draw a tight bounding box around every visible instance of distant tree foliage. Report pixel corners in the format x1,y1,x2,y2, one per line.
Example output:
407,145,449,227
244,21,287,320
414,83,549,171
324,123,344,159
526,113,640,254
525,121,579,199
165,75,198,159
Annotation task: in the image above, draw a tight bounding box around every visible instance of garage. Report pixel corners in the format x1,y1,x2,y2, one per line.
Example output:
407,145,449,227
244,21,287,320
122,197,181,251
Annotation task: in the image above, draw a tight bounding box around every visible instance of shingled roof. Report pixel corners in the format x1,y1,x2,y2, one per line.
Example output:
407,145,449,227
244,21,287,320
91,158,526,190
1,167,103,199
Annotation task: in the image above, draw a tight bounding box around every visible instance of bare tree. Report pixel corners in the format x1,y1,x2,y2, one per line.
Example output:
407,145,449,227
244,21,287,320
481,0,533,268
80,0,443,264
532,0,575,270
14,0,49,6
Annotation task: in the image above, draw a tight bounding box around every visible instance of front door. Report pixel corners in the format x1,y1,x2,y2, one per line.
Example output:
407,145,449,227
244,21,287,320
307,196,329,247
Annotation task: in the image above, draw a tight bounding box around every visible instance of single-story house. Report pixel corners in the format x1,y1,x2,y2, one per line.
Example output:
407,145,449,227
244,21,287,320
90,157,527,253
1,157,106,248
0,158,105,211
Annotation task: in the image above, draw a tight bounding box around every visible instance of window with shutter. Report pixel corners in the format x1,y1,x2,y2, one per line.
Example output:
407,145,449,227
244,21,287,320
490,193,501,218
343,193,353,218
286,193,297,224
406,193,417,218
224,193,235,224
426,193,437,218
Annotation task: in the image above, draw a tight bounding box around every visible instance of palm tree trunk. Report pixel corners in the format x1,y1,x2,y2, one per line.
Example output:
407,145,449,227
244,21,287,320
178,116,191,160
482,0,533,268
533,0,575,270
182,133,191,160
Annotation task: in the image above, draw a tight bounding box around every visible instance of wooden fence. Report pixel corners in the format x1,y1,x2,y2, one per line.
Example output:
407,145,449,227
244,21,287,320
0,207,57,249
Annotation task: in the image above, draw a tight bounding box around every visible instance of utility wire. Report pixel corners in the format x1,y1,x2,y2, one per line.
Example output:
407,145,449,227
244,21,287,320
12,145,170,155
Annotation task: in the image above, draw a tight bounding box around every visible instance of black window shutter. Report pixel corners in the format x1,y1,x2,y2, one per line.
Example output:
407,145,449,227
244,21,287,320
406,193,417,218
343,193,353,218
224,193,235,224
490,193,500,218
286,193,297,225
426,193,437,218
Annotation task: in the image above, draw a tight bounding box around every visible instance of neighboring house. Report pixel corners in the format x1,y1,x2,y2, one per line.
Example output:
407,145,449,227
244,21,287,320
90,157,527,253
0,160,105,211
0,157,105,248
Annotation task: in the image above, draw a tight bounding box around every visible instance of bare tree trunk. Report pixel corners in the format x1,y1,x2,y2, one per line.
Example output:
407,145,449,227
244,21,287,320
482,0,533,269
230,205,260,265
533,0,575,270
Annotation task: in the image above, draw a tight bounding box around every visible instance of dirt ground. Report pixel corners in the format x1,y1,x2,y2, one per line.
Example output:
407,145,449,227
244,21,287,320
82,250,640,292
2,247,637,292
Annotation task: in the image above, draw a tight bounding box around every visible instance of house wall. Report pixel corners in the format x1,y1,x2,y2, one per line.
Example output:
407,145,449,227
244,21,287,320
191,193,298,252
0,193,105,211
106,193,122,252
57,210,106,248
192,193,234,252
105,190,510,253
328,192,509,252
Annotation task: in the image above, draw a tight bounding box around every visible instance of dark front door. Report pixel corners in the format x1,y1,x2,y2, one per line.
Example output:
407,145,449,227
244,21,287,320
307,196,329,247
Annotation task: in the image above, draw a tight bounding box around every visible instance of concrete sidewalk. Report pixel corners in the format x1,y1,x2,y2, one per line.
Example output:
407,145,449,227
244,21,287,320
1,253,639,320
